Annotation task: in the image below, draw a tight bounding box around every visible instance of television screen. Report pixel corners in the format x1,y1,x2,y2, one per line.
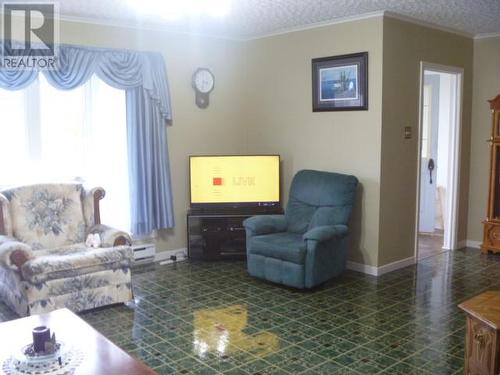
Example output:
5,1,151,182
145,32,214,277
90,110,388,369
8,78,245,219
190,155,280,208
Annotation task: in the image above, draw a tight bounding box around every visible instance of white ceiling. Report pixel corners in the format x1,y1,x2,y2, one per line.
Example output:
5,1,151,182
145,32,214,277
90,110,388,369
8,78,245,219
30,0,500,39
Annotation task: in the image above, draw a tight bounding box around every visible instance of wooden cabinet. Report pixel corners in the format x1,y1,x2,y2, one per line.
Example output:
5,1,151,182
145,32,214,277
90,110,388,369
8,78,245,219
187,213,250,260
481,95,500,253
187,209,283,260
459,291,500,375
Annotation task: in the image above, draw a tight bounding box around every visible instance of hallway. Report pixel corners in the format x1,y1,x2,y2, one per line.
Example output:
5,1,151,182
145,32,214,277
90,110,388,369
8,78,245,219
418,230,445,259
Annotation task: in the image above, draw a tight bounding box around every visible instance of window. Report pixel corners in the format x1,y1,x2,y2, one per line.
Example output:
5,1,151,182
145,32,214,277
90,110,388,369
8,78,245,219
0,75,131,232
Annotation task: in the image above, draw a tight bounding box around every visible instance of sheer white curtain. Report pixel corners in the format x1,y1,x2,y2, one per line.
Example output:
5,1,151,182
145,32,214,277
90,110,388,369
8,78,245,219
0,75,131,232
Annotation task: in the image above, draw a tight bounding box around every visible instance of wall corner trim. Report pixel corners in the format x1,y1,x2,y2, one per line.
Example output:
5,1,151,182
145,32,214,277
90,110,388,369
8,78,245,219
347,256,415,276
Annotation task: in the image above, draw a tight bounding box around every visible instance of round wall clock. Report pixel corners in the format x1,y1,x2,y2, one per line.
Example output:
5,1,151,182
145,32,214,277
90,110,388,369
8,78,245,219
192,68,215,109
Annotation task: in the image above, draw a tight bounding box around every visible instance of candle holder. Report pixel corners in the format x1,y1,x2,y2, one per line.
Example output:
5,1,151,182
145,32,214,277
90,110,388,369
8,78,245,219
2,333,84,375
32,326,50,353
24,326,59,357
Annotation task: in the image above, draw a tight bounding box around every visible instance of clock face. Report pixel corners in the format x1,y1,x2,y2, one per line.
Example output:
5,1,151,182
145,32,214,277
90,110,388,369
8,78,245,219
193,69,214,94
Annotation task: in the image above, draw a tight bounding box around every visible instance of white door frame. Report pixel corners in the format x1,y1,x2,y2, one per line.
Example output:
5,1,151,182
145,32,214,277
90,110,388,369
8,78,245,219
415,61,464,257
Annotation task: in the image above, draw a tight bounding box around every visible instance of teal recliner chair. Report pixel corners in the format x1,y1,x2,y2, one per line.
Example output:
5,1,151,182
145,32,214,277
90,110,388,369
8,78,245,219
243,170,358,289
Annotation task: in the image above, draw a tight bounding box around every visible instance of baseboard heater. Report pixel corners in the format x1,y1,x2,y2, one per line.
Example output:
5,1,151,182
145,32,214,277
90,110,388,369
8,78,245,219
131,243,156,264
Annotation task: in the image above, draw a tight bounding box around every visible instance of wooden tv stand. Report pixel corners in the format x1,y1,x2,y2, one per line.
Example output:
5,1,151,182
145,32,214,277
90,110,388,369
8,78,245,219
187,209,282,261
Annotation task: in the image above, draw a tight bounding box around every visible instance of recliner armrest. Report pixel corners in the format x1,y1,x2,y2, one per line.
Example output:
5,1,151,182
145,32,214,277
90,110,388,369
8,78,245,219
0,235,34,271
243,215,287,235
303,225,348,242
88,224,132,247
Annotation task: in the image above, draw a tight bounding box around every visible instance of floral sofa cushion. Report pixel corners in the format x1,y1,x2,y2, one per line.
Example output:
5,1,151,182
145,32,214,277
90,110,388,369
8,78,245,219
21,243,133,284
2,184,86,250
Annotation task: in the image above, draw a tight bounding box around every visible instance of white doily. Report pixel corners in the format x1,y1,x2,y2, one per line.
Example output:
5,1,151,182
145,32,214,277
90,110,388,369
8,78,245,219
1,343,84,375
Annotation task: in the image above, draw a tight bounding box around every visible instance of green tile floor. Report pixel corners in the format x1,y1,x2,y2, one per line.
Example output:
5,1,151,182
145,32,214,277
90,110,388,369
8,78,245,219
0,248,498,374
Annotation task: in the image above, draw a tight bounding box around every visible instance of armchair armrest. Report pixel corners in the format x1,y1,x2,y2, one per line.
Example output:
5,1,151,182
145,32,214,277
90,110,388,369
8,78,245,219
82,186,105,226
88,224,132,247
0,235,33,271
303,225,348,242
243,215,287,235
0,193,10,235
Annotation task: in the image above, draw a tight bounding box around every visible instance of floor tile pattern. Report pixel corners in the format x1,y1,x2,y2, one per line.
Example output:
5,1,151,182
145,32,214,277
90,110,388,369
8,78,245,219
1,248,499,374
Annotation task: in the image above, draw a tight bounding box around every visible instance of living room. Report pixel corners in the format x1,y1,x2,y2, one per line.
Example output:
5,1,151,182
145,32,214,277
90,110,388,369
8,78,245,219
0,1,499,374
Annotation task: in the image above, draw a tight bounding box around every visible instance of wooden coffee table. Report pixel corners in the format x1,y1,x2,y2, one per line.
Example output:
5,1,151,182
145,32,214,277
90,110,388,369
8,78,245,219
459,291,500,375
0,308,156,375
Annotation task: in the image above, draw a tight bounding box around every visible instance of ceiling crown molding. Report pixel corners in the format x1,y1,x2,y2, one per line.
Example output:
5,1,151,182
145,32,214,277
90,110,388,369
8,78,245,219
244,10,475,41
0,11,240,41
58,14,243,41
61,10,475,41
383,11,474,39
474,32,500,40
3,8,478,41
242,10,385,41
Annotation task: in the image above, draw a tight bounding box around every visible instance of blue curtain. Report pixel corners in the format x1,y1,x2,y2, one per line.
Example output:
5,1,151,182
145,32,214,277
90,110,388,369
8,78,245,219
0,43,175,235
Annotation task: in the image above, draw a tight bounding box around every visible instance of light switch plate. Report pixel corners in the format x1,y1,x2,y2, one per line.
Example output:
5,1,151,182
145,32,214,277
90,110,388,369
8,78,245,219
404,126,412,139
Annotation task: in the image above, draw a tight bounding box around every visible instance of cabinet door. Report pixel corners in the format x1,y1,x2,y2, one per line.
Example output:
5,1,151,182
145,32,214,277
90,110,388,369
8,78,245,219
465,317,497,375
493,111,500,140
488,144,500,220
187,215,205,259
187,215,248,260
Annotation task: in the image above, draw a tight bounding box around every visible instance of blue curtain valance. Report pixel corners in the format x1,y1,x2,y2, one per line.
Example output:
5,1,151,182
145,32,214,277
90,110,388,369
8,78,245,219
0,43,172,121
0,42,175,235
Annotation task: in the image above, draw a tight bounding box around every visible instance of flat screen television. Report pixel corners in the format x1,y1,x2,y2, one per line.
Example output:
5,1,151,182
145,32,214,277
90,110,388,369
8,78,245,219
189,154,280,210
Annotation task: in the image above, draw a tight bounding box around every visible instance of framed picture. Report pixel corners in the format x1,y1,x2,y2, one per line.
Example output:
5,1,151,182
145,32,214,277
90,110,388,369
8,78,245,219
312,52,368,111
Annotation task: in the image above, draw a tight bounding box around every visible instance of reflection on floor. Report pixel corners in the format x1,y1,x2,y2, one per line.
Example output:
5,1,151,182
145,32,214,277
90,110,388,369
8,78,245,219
1,248,498,374
418,230,445,259
193,304,279,359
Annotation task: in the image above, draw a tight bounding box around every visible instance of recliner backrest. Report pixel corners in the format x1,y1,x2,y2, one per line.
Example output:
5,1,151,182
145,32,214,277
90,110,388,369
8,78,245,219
285,170,358,233
1,184,87,250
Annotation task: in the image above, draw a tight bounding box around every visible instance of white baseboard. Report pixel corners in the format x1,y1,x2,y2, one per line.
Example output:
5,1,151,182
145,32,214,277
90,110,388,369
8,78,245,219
347,239,485,277
465,240,481,249
377,256,416,275
155,248,188,263
346,261,378,276
347,256,415,276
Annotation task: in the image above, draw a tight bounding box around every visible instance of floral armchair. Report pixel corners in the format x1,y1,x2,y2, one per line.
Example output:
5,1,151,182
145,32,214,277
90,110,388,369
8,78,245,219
0,183,134,316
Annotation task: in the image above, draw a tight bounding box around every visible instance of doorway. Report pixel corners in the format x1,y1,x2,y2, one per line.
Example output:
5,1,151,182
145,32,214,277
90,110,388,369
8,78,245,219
416,63,463,260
